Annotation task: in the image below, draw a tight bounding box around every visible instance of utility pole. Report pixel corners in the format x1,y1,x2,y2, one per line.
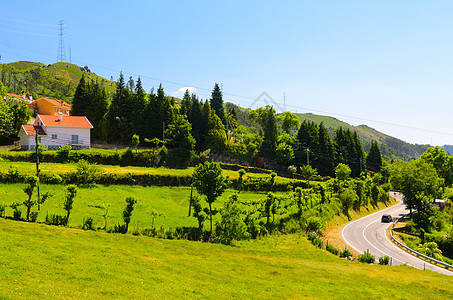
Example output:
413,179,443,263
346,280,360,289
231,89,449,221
34,126,41,209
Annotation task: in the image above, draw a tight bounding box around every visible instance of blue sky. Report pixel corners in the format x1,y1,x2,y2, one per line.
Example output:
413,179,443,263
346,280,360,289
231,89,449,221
1,1,453,146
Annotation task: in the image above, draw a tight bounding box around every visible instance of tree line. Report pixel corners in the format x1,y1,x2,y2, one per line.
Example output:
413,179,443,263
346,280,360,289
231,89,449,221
71,73,383,177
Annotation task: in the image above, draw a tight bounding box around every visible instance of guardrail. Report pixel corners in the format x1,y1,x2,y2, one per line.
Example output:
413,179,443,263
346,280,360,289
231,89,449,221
390,217,453,271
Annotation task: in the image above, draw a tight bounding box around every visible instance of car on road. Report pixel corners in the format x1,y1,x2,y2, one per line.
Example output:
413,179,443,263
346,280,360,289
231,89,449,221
381,214,392,223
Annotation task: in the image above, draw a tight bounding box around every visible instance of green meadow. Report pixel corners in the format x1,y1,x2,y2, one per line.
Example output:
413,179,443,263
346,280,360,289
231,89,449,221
0,183,285,230
0,217,451,299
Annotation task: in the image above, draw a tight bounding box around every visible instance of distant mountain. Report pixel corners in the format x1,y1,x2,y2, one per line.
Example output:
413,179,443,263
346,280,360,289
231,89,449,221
0,61,116,103
296,113,430,161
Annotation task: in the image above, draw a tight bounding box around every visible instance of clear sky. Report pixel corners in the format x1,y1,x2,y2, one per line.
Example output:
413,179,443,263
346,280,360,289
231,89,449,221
1,1,453,146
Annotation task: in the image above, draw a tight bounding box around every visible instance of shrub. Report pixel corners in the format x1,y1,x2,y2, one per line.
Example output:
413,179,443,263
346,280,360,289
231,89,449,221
45,213,66,226
57,143,72,162
306,216,324,233
7,165,21,183
379,256,390,265
340,249,352,258
82,217,94,230
307,233,323,248
358,252,375,263
30,211,39,222
326,244,340,255
0,204,5,218
73,160,104,184
110,223,127,234
10,202,21,220
46,173,63,184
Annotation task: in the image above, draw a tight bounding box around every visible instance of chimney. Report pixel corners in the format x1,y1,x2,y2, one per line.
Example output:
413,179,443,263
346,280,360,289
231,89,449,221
22,94,26,99
29,94,32,101
58,112,63,122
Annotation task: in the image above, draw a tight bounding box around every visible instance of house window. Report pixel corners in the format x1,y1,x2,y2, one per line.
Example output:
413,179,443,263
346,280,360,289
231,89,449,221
56,109,62,113
71,135,79,144
52,134,57,140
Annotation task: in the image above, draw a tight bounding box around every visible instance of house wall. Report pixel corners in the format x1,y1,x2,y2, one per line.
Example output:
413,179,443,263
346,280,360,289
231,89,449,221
41,127,91,150
19,130,35,151
36,99,70,116
36,99,56,115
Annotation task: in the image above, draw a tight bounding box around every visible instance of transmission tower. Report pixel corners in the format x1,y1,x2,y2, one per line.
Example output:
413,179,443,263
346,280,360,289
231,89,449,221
283,92,287,112
57,20,66,62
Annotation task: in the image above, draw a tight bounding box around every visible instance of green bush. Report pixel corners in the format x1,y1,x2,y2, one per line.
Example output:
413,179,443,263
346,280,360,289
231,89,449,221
326,244,340,255
0,204,5,218
358,252,375,264
82,217,94,230
379,256,390,265
30,211,39,222
306,216,324,234
340,249,352,258
45,173,63,184
45,213,66,226
307,233,323,248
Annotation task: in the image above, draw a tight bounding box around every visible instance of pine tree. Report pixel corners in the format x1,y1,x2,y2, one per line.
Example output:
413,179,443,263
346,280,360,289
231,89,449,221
316,122,335,176
249,105,278,157
366,140,382,173
180,89,192,116
210,83,226,126
71,75,89,116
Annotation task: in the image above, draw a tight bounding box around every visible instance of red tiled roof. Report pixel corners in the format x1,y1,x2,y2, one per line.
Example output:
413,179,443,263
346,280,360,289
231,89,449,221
37,97,71,110
21,125,47,136
37,114,93,128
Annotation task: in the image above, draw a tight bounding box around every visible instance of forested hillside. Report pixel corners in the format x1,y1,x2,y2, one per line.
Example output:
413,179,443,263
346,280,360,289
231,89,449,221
0,60,430,161
295,113,429,161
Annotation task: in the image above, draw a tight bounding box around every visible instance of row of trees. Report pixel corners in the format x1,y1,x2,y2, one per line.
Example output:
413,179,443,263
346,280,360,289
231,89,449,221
71,73,383,177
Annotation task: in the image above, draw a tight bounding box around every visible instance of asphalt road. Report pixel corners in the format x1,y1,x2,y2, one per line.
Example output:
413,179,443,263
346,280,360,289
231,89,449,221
341,192,452,276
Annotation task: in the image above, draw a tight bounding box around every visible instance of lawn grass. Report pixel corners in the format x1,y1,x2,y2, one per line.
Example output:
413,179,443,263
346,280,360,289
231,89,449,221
0,217,451,299
0,161,272,180
0,183,281,230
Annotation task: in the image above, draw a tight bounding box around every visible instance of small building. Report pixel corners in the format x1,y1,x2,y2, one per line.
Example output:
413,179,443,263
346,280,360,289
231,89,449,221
19,114,93,150
28,97,71,116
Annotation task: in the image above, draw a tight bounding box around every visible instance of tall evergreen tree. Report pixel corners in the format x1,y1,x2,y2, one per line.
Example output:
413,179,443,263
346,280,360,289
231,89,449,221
296,120,319,166
366,140,383,173
249,105,278,157
187,95,205,151
145,84,174,141
210,83,226,126
71,75,89,117
315,122,335,176
180,89,192,116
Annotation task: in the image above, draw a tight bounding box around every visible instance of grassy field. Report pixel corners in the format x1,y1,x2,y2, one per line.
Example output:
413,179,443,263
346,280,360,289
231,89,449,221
0,161,282,181
0,217,451,299
0,183,284,230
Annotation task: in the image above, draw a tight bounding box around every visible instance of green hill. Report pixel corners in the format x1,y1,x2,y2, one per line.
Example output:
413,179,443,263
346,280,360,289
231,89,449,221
295,113,430,161
0,217,451,299
0,61,116,103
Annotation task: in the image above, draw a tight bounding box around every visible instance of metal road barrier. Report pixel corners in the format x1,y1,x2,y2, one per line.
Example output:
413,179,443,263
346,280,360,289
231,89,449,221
390,217,453,271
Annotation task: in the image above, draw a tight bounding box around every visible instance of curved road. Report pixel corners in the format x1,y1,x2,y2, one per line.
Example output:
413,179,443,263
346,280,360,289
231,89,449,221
341,193,452,276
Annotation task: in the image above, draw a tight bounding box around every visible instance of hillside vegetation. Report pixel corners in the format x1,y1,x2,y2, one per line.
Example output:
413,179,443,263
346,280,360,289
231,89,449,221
0,61,116,103
295,113,430,161
0,218,451,299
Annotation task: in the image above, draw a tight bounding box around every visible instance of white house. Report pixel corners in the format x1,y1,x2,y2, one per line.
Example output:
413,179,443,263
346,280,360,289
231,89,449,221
19,114,93,150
